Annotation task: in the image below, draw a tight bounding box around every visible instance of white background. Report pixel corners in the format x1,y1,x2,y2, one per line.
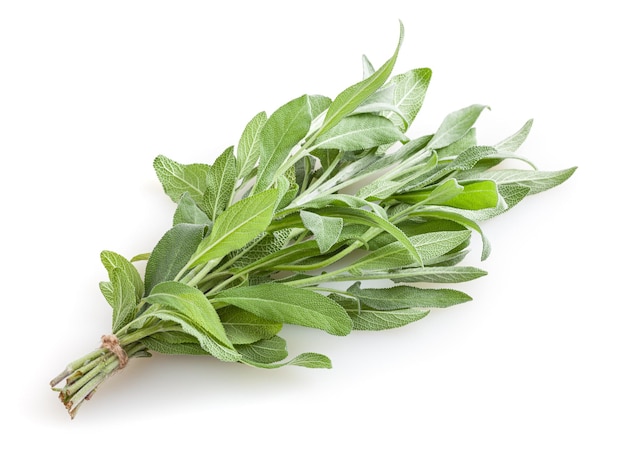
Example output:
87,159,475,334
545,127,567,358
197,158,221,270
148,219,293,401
1,1,623,447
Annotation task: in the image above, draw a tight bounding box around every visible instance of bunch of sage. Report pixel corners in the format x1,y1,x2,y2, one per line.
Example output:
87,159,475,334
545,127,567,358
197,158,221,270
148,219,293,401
50,23,575,418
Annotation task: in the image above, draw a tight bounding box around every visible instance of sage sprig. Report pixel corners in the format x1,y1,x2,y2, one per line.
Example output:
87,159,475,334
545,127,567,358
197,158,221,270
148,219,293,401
50,22,576,418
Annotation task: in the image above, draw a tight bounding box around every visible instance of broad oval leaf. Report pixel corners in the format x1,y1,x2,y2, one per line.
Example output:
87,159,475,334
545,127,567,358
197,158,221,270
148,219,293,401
144,223,207,294
146,281,233,349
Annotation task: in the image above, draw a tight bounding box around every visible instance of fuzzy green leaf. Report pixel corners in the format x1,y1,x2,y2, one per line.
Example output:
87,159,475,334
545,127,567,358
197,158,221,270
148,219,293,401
254,95,312,193
144,223,207,294
100,250,144,301
300,210,343,254
109,268,137,333
174,192,211,226
312,114,407,152
188,189,278,268
427,105,489,150
214,284,352,336
347,282,472,310
146,281,233,348
219,306,283,345
319,22,404,136
237,112,267,180
203,146,237,221
153,155,210,204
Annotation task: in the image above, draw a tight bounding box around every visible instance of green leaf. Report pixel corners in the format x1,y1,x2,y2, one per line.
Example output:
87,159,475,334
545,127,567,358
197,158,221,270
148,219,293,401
346,282,472,310
109,268,137,333
219,306,283,345
153,155,210,204
254,95,312,193
300,210,343,254
188,189,278,268
396,179,499,211
144,223,207,294
494,119,533,153
173,192,211,226
142,331,209,356
100,250,144,301
460,167,577,195
311,114,407,152
203,146,237,221
146,281,233,348
319,21,404,136
411,207,491,260
351,230,472,272
426,104,489,150
145,309,241,362
228,229,292,269
385,266,487,283
385,67,432,131
241,347,332,369
235,335,288,364
333,295,430,331
362,54,375,79
214,284,352,336
316,206,421,264
237,111,267,180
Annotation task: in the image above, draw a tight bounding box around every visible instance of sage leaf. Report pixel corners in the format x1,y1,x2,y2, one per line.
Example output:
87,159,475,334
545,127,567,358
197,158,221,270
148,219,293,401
333,295,430,331
110,268,137,333
153,155,210,204
173,192,211,226
311,114,407,152
235,335,288,364
237,111,267,180
215,284,352,336
427,104,489,150
300,210,343,254
142,331,209,356
203,146,237,221
319,22,403,136
144,223,207,294
100,250,144,301
254,95,312,193
347,282,472,310
219,306,282,345
188,189,278,268
145,281,233,348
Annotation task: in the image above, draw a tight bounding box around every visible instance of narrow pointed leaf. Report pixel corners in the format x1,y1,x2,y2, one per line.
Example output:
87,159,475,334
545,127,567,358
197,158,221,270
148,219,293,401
237,111,267,179
427,104,489,150
254,95,312,193
347,282,472,310
110,268,136,333
203,146,237,221
319,22,404,136
189,189,278,268
214,284,352,336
